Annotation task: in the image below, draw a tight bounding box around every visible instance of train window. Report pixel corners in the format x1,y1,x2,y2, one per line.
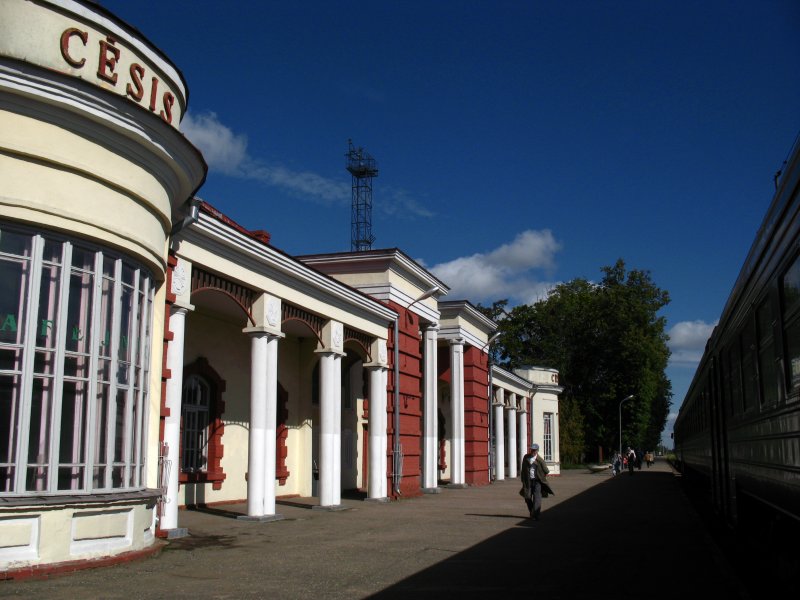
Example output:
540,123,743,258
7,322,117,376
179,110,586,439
781,255,800,402
785,318,800,401
728,342,742,415
783,255,800,315
757,299,778,406
721,349,733,416
741,322,757,413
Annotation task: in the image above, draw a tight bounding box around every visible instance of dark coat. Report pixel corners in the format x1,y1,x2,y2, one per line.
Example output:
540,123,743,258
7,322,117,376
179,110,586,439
519,452,554,499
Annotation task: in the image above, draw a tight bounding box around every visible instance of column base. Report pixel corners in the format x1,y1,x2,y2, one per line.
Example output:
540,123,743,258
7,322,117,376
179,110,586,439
363,496,391,503
446,483,469,489
421,487,441,494
236,514,284,523
312,504,349,511
162,527,189,539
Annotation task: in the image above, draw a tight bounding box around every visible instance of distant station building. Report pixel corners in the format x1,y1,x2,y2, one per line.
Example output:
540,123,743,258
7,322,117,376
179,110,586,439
0,0,560,577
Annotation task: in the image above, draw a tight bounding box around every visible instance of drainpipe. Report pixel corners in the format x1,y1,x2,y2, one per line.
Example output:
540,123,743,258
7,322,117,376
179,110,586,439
170,197,201,237
392,286,439,496
481,332,500,483
487,360,493,483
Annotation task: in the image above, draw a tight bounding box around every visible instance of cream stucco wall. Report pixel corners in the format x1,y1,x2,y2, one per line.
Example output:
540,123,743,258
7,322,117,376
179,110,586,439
0,502,155,570
0,0,205,574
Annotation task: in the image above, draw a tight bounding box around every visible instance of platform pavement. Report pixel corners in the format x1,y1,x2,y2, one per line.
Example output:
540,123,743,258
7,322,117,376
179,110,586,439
2,459,750,599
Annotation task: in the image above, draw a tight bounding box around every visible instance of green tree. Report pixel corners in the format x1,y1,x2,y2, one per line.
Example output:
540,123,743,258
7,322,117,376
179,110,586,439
479,259,672,461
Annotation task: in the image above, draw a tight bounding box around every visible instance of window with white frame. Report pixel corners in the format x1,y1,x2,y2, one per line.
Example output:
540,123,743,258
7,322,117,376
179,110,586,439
543,412,554,461
0,223,153,496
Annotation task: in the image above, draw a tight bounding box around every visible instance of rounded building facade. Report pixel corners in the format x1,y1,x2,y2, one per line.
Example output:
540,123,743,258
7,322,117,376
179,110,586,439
0,0,205,573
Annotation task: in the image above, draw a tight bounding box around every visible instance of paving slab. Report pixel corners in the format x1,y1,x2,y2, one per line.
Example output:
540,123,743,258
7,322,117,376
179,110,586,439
1,459,751,599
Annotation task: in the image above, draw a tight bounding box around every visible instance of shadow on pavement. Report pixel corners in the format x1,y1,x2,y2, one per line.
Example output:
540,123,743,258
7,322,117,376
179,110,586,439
368,470,748,600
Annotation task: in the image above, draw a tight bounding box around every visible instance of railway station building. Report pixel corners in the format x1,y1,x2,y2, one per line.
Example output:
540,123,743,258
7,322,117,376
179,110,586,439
0,0,560,576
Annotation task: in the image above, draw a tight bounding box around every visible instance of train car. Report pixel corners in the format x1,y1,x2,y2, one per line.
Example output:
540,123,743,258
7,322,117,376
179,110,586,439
674,134,800,542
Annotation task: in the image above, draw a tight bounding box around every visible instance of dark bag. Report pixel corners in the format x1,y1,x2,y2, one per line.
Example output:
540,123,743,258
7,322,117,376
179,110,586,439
519,487,525,497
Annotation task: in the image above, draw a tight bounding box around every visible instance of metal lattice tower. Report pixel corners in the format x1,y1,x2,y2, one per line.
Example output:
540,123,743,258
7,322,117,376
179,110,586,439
346,139,378,251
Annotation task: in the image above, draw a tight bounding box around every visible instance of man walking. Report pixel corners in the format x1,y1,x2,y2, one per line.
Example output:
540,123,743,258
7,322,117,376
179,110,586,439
520,443,552,520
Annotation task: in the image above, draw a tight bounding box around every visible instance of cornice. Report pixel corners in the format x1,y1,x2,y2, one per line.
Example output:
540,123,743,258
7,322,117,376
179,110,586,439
181,213,398,325
491,365,534,393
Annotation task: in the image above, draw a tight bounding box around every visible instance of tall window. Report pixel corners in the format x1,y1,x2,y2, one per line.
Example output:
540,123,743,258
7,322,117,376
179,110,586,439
181,375,211,473
0,223,153,495
543,412,553,461
179,358,226,489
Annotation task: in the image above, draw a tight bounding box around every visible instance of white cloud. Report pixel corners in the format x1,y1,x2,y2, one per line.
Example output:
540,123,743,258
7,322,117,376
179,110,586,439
182,112,248,175
246,163,350,203
182,112,433,214
430,230,561,304
667,320,717,367
380,186,435,218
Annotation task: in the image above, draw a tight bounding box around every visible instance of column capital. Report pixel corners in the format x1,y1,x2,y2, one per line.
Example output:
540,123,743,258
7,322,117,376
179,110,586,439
448,337,465,347
363,362,388,371
170,301,194,314
314,347,346,357
243,325,285,339
423,322,440,332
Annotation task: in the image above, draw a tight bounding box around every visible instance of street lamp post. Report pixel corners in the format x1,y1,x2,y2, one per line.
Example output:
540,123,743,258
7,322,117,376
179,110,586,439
618,394,634,456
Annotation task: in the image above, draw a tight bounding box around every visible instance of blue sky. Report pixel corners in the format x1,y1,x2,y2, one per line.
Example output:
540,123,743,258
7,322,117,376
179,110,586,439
101,0,800,446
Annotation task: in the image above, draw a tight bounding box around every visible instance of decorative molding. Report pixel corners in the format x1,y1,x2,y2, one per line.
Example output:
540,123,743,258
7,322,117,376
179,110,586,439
266,296,281,327
332,321,343,350
171,263,187,296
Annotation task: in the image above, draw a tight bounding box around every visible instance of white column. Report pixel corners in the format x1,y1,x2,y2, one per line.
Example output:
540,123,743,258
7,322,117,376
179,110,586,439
449,338,465,486
494,389,505,481
518,410,528,471
368,366,388,499
262,334,280,516
333,353,342,506
162,305,189,532
246,332,268,517
507,399,517,479
422,324,439,491
318,351,341,507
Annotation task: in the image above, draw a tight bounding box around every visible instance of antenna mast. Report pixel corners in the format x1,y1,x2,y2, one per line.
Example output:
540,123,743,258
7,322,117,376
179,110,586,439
346,139,378,251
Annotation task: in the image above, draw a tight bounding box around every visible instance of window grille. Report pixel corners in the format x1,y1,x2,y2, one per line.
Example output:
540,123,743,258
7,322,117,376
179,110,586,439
181,375,211,473
0,223,152,495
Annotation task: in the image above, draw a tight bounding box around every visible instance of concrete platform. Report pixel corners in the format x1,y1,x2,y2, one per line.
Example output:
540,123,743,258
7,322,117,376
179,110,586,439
1,459,758,599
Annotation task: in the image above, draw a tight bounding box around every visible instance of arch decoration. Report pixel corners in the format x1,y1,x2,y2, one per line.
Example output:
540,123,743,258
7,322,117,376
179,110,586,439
344,326,373,361
282,303,324,343
191,267,257,325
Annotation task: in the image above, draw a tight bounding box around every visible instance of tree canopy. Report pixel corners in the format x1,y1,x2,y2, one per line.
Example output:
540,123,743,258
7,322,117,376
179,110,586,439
479,259,672,462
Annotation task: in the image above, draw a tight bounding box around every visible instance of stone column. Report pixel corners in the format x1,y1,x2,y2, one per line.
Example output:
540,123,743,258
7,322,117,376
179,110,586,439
507,395,517,479
366,364,388,500
449,338,465,486
162,304,191,535
263,333,280,516
316,320,345,509
518,408,528,468
494,388,505,481
317,351,338,507
241,293,284,521
422,323,439,493
244,330,268,517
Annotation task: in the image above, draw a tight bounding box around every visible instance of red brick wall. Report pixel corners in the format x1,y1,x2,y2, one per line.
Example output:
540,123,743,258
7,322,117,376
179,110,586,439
463,346,490,486
387,301,423,498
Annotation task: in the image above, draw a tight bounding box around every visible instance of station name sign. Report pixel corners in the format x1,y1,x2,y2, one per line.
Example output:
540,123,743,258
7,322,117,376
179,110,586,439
60,27,177,124
0,0,184,128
